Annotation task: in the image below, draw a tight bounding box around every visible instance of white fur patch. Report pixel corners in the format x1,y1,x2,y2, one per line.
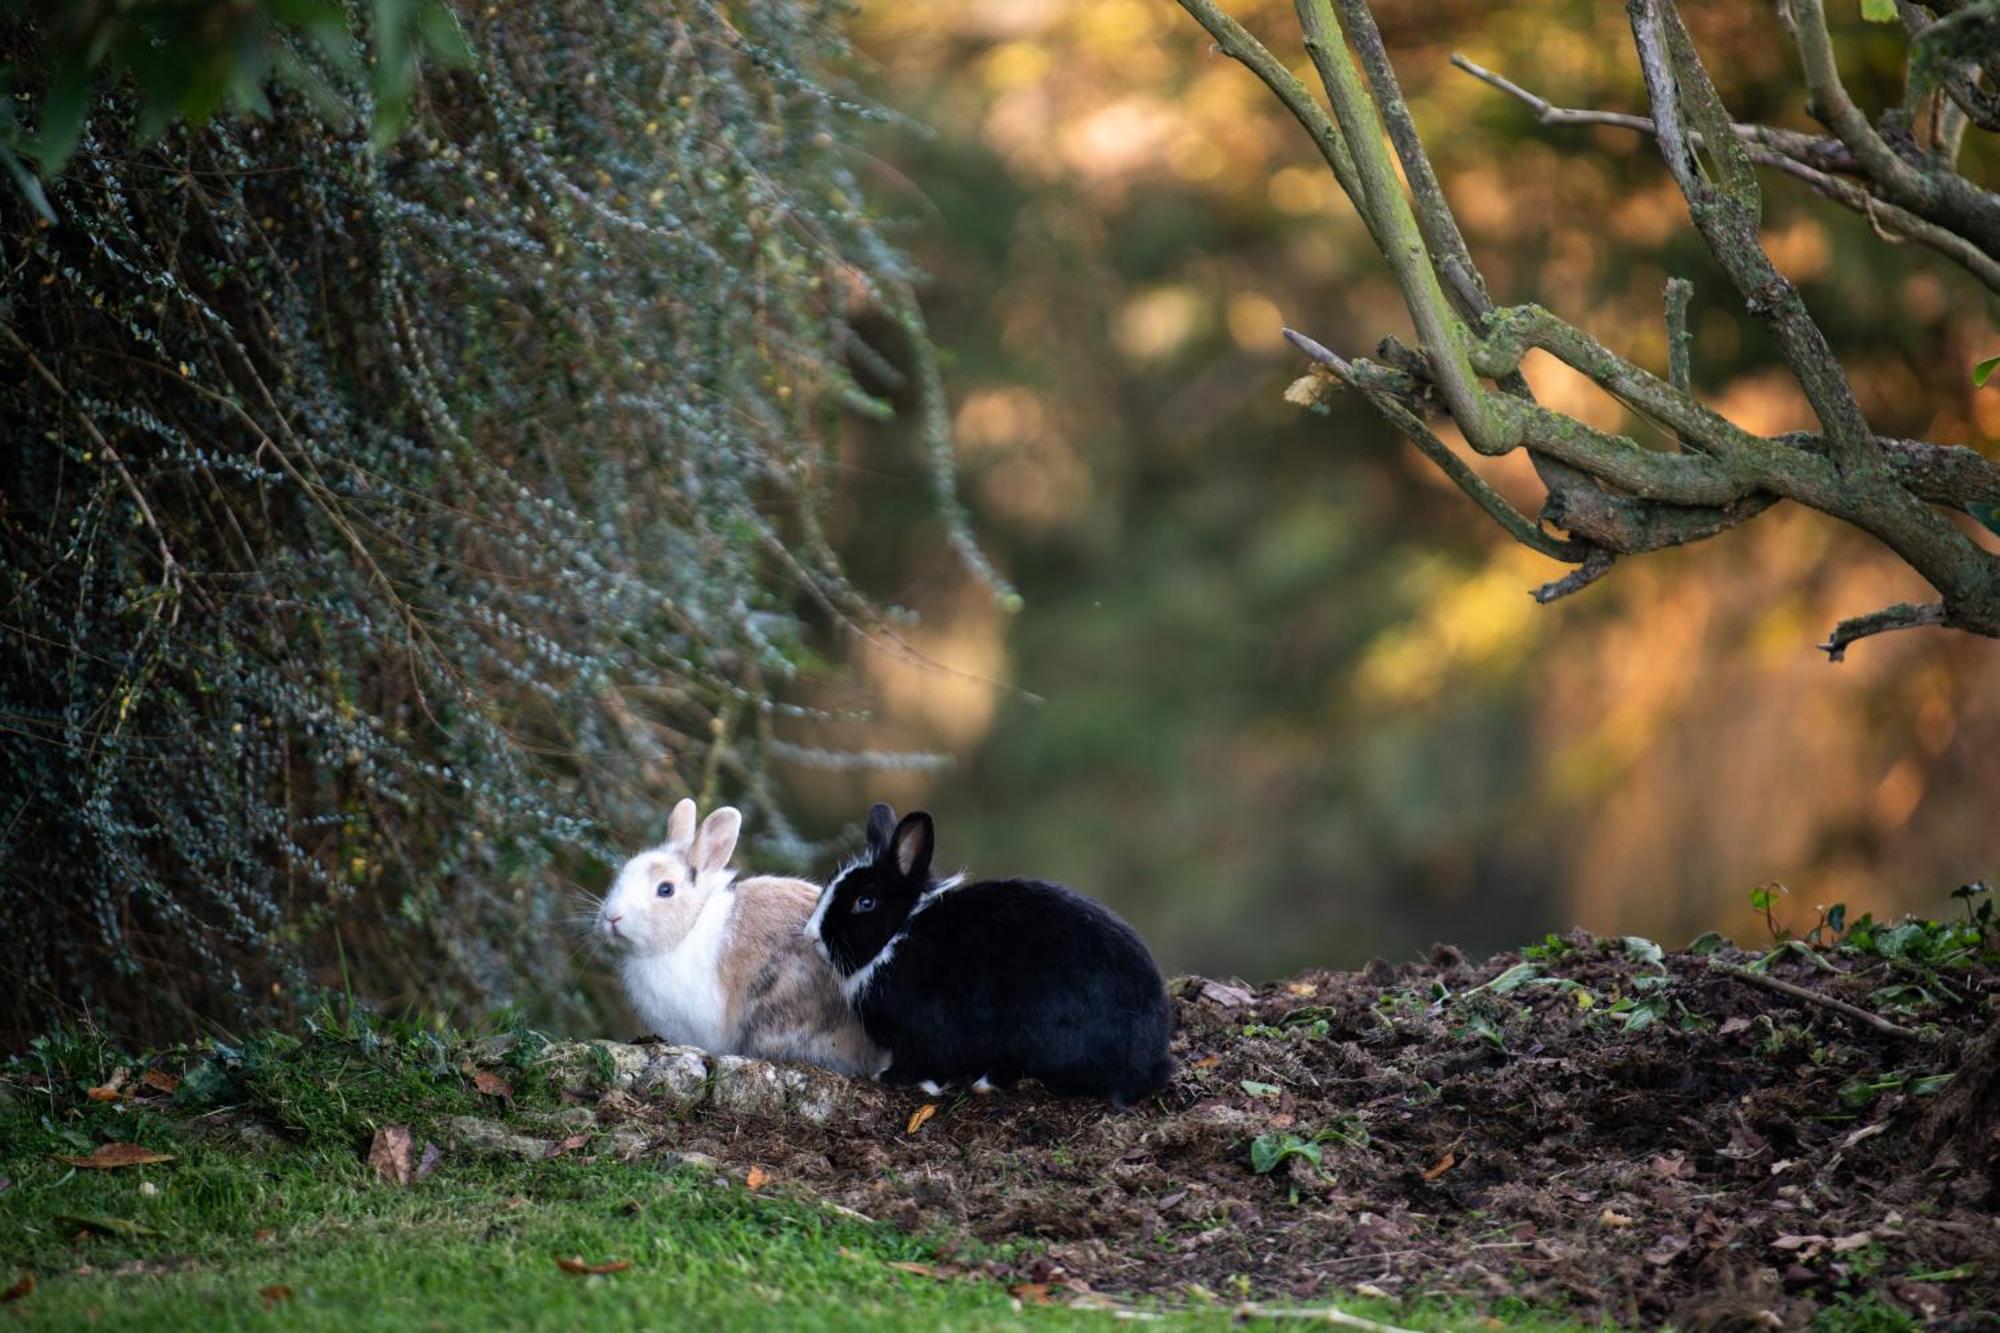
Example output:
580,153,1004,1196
802,855,865,961
838,871,970,1003
616,886,735,1051
840,929,903,1004
918,1079,944,1096
908,871,966,920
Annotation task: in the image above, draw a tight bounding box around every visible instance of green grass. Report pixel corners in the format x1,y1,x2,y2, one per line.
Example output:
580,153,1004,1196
0,1024,1601,1331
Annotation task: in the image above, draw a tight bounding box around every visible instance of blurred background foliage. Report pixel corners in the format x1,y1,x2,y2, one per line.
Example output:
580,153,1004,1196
789,0,2000,981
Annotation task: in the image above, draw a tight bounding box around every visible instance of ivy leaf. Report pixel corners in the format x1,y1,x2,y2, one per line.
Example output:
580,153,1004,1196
32,56,91,173
1975,355,2000,387
1860,0,1898,18
1,145,54,225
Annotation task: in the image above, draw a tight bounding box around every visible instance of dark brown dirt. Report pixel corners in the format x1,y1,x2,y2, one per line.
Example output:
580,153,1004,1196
608,932,2000,1328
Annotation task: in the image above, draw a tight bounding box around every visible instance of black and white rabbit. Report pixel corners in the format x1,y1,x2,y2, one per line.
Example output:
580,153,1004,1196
804,803,1174,1106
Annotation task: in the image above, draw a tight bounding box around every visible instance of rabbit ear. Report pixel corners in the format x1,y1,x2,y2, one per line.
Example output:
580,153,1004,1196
695,806,742,875
891,811,934,881
865,803,897,855
668,798,698,848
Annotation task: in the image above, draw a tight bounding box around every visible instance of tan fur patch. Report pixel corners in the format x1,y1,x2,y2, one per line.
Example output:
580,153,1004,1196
720,876,885,1076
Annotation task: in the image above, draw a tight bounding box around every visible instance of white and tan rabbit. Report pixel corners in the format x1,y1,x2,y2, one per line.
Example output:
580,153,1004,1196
596,799,885,1077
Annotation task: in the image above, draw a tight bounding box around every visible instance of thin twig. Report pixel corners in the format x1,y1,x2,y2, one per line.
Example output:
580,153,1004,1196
1532,547,1616,603
1452,53,2000,294
1283,329,1587,562
1450,54,1850,170
1709,959,1928,1040
2,324,186,624
1816,601,1949,662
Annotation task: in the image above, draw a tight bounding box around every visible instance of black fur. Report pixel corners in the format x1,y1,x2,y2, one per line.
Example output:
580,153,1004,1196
813,804,1174,1107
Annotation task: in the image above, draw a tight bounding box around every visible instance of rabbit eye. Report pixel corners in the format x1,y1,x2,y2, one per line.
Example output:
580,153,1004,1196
655,881,675,898
853,894,877,914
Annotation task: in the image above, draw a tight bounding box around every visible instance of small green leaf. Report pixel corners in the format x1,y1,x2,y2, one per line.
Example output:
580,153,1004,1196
1860,0,1898,18
1975,355,2000,387
1968,503,2000,536
1623,936,1665,967
33,57,92,173
1685,930,1729,955
1249,1132,1321,1175
1240,1080,1281,1099
1477,962,1541,995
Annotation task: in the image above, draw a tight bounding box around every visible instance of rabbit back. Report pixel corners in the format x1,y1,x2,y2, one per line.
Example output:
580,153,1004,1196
861,878,1172,1104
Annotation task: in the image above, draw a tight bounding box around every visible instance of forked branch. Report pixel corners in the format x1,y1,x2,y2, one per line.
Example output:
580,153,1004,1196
1173,0,2000,656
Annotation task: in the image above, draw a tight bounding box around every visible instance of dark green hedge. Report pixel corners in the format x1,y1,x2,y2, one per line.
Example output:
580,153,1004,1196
0,0,979,1043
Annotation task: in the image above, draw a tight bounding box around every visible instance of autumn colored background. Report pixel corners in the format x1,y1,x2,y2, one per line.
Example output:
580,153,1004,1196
778,0,2000,981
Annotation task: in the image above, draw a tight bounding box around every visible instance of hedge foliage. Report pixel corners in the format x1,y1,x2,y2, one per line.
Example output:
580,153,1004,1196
0,0,982,1041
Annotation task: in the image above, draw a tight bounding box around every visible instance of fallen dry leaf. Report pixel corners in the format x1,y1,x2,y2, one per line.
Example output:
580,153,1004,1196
58,1214,161,1239
1190,1055,1220,1070
1199,979,1256,1008
905,1103,938,1135
138,1070,180,1096
556,1256,631,1276
85,1086,121,1103
502,1196,529,1211
886,1261,950,1280
1599,1209,1636,1228
1268,1112,1296,1130
1717,1016,1753,1037
744,1165,772,1191
259,1284,292,1307
544,1133,591,1159
56,1144,175,1170
366,1125,414,1186
254,1228,276,1244
1831,1231,1875,1254
1421,1151,1457,1182
1651,1153,1688,1179
472,1070,513,1100
1284,981,1318,997
1009,1282,1053,1305
2,1274,32,1304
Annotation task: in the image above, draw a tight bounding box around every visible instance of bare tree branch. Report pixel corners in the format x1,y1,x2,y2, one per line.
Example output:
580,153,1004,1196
1786,0,2000,255
1533,547,1616,604
1819,602,1950,662
1176,0,2000,654
1282,329,1587,562
1452,53,2000,293
1450,53,1853,172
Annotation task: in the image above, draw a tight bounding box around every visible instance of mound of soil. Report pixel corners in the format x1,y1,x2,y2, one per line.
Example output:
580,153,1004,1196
565,932,1997,1327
